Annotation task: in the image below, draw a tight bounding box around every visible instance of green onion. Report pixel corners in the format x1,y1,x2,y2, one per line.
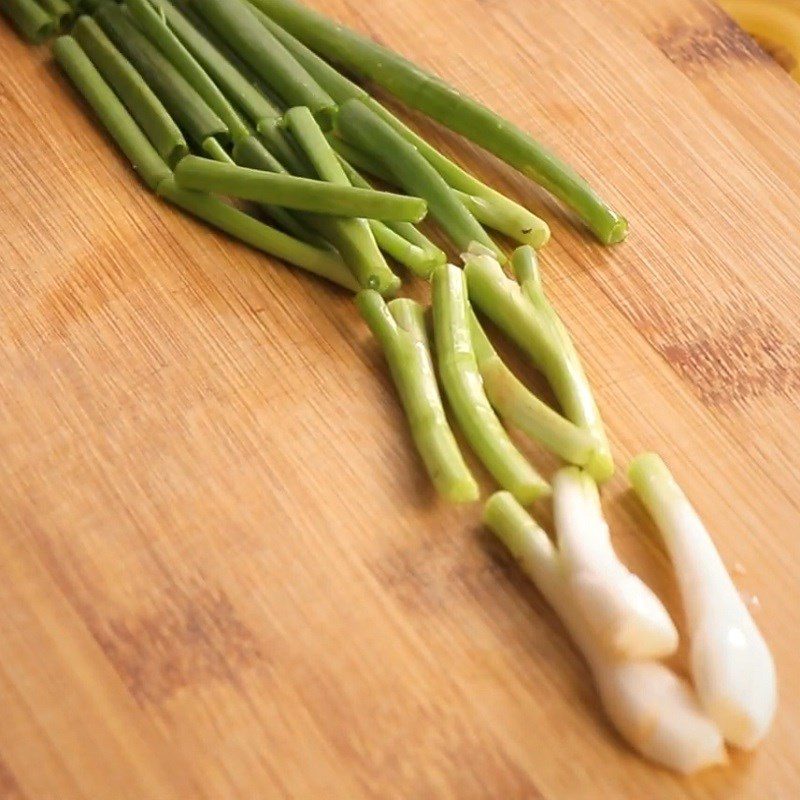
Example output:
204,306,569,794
283,105,400,295
463,245,613,481
249,4,551,248
126,0,250,142
157,177,357,289
55,35,356,288
336,99,499,257
1,0,56,42
230,135,326,244
156,0,281,125
357,291,478,503
325,135,394,184
432,263,550,504
469,311,596,466
629,453,777,750
248,0,625,244
235,133,399,292
72,15,188,166
483,490,726,775
328,134,549,249
95,3,228,148
334,153,447,275
188,0,335,125
173,154,427,221
456,191,549,250
38,0,70,29
159,0,320,171
201,135,232,162
53,34,172,190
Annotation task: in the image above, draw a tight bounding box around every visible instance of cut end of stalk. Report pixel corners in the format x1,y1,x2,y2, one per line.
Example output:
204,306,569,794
603,215,629,245
366,270,402,298
511,474,552,506
30,18,58,43
627,452,668,494
584,448,615,483
440,474,480,504
167,141,191,168
313,103,338,133
526,220,551,250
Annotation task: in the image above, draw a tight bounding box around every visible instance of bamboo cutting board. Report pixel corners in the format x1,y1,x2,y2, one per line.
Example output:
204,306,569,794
1,0,799,796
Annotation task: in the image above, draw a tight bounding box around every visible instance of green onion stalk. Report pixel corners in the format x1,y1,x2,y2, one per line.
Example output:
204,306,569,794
73,15,189,166
0,0,56,41
126,0,250,143
283,105,400,295
249,0,626,244
228,134,327,244
336,155,446,278
432,263,550,504
249,5,550,249
95,2,229,156
172,154,427,222
357,290,478,503
53,34,358,290
336,99,500,258
188,0,336,126
154,0,304,172
469,311,596,466
463,245,613,481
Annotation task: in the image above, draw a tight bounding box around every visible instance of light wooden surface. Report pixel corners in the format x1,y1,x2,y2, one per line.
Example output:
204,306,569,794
1,0,799,796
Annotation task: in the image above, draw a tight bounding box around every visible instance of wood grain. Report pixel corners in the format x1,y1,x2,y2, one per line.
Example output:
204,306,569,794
1,0,799,796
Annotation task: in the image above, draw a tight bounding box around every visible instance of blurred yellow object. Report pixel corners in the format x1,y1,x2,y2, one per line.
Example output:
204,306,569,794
720,0,800,79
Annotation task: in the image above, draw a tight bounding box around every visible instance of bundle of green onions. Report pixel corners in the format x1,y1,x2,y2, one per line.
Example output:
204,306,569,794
31,0,620,503
2,0,776,774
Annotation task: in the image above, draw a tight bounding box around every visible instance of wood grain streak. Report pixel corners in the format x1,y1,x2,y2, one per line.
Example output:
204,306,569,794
1,0,799,797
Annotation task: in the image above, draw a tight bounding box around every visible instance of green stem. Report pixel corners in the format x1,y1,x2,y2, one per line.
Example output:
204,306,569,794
248,0,627,244
201,135,231,162
336,99,499,257
53,35,172,190
158,177,358,289
95,3,228,147
456,191,549,249
154,1,309,173
73,16,188,166
157,0,280,126
469,311,596,466
281,105,348,181
364,220,438,279
231,135,326,245
188,0,335,126
256,119,311,177
283,105,400,295
38,0,70,29
1,0,56,42
463,246,613,481
127,0,250,142
325,135,394,183
483,490,556,570
336,153,446,268
173,153,426,221
368,109,552,248
432,263,550,504
247,1,553,248
357,291,478,503
234,134,399,289
328,134,548,248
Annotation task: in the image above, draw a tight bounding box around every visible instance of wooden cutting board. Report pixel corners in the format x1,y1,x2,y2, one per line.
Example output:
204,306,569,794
1,0,799,797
